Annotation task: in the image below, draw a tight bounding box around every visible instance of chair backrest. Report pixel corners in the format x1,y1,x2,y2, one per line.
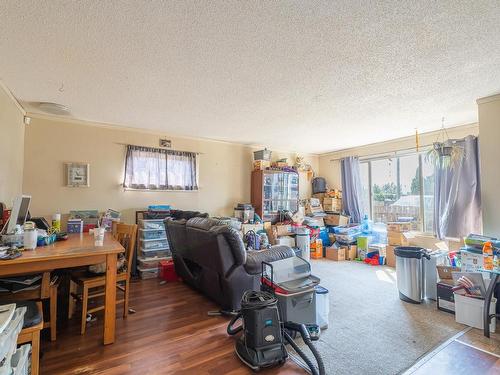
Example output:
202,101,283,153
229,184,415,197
112,223,138,275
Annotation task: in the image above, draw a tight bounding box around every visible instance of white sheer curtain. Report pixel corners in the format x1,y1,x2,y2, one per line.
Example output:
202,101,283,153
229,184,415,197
123,145,198,190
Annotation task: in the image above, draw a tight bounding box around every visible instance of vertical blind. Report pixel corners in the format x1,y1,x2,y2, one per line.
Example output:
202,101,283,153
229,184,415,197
123,145,198,190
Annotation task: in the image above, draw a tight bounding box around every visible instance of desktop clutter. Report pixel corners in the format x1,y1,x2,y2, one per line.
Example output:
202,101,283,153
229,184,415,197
0,196,123,260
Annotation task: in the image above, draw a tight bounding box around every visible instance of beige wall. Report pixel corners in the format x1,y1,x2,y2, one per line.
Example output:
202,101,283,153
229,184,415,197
478,95,500,237
22,116,318,224
0,83,25,206
318,123,479,190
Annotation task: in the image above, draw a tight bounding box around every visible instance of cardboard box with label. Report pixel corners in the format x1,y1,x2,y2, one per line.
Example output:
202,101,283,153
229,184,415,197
324,213,349,226
436,265,460,314
326,247,345,261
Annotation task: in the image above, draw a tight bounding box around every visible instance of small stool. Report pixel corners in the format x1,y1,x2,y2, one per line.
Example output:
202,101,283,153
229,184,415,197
16,301,43,375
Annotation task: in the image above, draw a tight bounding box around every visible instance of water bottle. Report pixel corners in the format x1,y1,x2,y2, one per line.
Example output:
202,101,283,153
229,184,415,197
361,215,373,234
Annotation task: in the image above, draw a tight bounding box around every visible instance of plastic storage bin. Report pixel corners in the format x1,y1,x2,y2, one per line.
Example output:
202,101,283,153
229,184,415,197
10,344,30,375
315,285,329,330
333,224,361,236
276,290,317,325
140,229,166,240
140,219,165,230
137,266,159,279
138,256,168,270
0,306,26,367
141,238,169,250
455,294,496,332
139,249,171,259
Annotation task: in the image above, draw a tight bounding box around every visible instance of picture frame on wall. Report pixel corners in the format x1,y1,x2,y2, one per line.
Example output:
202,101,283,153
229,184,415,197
65,162,90,187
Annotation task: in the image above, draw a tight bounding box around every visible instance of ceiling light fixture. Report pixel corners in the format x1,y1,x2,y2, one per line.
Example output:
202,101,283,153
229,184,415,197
37,102,71,115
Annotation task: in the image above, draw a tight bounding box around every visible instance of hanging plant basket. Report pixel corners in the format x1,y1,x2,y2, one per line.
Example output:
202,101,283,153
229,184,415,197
426,142,465,169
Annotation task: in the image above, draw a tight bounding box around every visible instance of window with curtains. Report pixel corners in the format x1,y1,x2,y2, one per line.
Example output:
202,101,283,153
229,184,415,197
123,145,199,191
360,152,435,233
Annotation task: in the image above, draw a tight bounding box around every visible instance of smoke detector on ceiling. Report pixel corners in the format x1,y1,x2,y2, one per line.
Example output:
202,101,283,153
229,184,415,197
36,102,71,115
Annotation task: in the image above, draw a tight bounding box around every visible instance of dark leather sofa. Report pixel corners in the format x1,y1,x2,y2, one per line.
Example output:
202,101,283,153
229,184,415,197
164,217,295,310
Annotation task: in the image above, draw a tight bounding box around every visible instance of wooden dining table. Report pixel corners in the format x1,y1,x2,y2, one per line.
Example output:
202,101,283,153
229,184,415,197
0,232,124,345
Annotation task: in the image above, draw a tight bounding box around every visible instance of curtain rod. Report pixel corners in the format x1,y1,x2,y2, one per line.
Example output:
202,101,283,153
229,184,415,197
329,143,434,162
114,142,204,155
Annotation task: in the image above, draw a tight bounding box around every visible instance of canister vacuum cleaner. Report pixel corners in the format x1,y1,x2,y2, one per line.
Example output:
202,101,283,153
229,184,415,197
227,290,325,375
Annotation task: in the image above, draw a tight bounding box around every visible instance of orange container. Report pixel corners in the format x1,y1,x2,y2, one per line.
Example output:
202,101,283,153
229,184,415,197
310,239,323,259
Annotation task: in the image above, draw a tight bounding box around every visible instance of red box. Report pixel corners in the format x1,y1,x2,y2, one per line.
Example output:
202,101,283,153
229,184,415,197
83,224,96,233
159,260,178,282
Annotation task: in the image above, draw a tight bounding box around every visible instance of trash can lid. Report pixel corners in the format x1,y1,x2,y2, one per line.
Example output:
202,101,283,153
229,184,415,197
394,246,427,259
315,285,329,294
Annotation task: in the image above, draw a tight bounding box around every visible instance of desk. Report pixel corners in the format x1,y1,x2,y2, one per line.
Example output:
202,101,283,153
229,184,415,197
0,233,124,345
482,269,500,338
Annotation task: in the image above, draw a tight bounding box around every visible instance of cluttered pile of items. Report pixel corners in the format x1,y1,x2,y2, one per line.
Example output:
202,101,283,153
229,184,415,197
435,234,500,334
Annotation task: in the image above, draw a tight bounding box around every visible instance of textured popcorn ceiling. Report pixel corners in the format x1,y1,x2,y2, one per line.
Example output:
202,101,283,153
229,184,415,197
1,1,500,153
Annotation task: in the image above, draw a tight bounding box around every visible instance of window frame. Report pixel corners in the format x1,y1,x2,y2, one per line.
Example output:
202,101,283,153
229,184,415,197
360,150,435,235
122,145,200,192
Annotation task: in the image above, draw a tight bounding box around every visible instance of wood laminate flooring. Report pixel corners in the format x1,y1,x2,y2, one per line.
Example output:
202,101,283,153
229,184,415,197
40,278,306,375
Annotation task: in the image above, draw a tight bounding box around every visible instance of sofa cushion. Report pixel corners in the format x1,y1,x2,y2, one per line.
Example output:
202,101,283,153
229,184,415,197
244,246,296,275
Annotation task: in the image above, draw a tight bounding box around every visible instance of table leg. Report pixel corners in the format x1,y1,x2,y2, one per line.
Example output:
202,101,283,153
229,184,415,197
103,253,117,345
484,274,499,338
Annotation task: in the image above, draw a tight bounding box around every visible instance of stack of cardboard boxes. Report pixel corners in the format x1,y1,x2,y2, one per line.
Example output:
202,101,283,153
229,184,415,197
386,222,412,267
325,244,357,261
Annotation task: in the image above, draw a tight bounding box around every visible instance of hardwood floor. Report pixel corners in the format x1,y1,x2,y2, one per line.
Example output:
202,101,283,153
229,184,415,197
404,328,500,375
40,279,307,375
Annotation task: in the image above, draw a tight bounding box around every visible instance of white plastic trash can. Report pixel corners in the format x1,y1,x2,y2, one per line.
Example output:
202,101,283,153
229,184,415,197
315,285,329,330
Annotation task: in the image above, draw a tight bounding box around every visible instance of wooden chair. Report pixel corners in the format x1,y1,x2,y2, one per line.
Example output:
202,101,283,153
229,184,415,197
70,223,137,335
0,271,59,341
17,301,43,375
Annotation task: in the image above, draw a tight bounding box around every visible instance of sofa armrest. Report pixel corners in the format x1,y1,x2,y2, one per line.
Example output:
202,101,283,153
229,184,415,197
244,246,295,275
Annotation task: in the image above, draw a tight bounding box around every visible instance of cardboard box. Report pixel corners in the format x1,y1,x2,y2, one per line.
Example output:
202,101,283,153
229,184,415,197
323,197,342,212
387,222,413,232
241,223,264,235
274,224,293,237
437,282,456,314
437,265,460,283
341,245,357,260
386,245,396,267
253,160,270,170
326,247,345,261
387,231,409,246
324,213,349,226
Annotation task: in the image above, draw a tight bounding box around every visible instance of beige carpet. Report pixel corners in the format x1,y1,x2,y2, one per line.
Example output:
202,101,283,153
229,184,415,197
292,259,465,375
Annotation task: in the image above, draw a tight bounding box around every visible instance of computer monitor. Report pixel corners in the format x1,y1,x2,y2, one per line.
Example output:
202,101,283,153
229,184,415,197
5,195,31,234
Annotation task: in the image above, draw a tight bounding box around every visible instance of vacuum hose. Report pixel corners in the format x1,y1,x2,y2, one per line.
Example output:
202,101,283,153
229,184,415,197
284,323,325,375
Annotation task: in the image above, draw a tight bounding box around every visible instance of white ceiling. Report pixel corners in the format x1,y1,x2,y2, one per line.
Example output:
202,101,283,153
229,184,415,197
1,1,500,154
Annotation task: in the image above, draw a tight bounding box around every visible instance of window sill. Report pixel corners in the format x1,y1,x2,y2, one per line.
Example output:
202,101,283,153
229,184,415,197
123,187,199,193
